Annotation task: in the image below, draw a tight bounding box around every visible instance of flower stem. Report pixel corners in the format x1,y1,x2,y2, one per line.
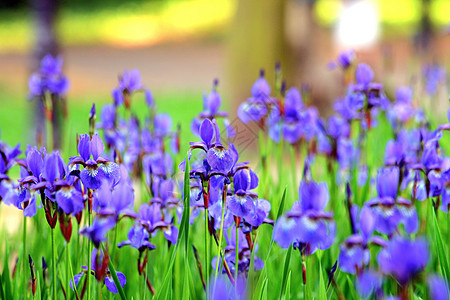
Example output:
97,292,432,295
204,208,209,298
234,225,239,286
65,242,70,300
87,210,92,300
22,216,27,300
51,227,57,300
213,184,227,293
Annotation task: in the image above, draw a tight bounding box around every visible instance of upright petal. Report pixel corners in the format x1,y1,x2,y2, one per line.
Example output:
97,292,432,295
78,134,91,162
90,134,105,161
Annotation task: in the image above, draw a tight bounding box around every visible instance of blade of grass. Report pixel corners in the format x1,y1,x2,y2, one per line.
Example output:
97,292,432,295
279,244,292,299
432,206,449,280
155,153,191,300
101,244,127,300
253,187,287,300
317,254,326,300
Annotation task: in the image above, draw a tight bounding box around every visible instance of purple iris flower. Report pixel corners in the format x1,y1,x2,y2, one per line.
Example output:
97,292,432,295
212,227,263,277
226,168,258,219
80,216,116,247
387,87,416,128
364,166,419,235
384,129,421,166
273,179,335,254
70,248,126,294
422,64,446,96
0,140,21,180
238,70,275,124
208,275,246,300
328,50,355,70
28,54,69,98
138,202,179,245
356,269,383,298
427,274,450,300
55,176,84,215
112,69,144,107
150,178,180,209
339,205,387,274
191,80,229,137
70,133,120,190
93,178,136,219
377,237,429,285
118,224,156,252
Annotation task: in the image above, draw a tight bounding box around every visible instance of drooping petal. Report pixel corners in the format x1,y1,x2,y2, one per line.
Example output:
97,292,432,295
273,216,297,249
227,195,255,218
104,272,126,293
427,274,450,300
206,146,234,174
69,272,84,290
23,194,37,217
80,162,105,190
56,187,84,215
356,270,382,298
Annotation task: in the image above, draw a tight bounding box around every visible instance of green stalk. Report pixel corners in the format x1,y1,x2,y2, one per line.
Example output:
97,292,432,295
234,225,239,289
103,246,127,300
214,199,226,276
65,242,70,300
213,184,227,294
22,216,27,300
51,228,57,300
204,208,209,298
87,211,92,300
67,243,79,300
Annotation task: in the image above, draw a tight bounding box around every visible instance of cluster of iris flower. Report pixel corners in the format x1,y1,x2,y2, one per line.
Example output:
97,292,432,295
0,51,448,300
237,52,449,299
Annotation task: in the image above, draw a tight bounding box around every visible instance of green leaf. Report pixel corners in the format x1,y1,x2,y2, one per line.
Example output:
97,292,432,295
0,274,4,300
1,247,11,300
432,208,450,280
155,152,192,300
284,271,291,300
253,187,287,299
317,255,326,300
279,244,292,299
101,244,127,300
258,278,268,300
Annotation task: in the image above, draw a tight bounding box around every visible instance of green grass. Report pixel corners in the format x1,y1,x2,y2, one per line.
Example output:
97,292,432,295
0,84,201,157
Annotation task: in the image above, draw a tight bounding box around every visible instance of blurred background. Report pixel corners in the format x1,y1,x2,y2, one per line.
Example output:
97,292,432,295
0,0,449,150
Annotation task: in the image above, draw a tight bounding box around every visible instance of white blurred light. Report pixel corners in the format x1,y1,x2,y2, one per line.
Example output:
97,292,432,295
334,0,380,49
